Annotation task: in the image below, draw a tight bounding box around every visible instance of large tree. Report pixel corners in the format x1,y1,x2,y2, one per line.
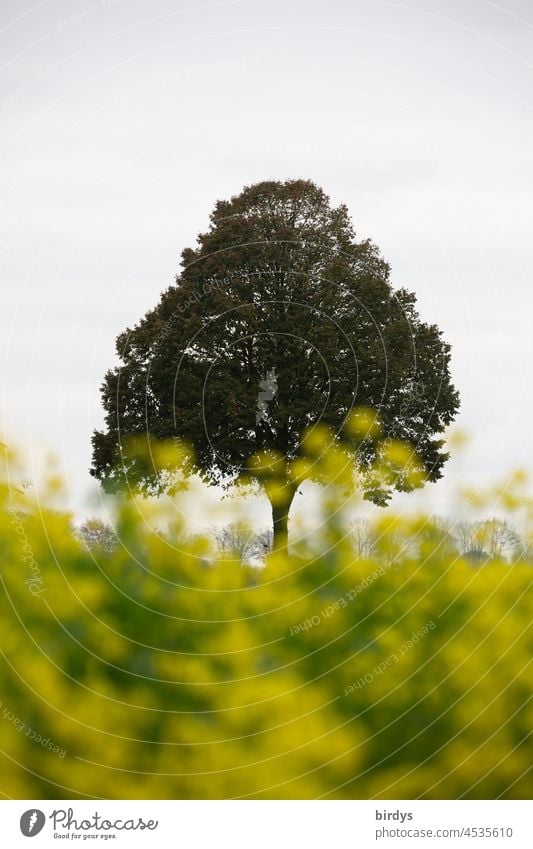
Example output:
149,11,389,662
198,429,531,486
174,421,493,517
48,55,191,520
91,180,459,549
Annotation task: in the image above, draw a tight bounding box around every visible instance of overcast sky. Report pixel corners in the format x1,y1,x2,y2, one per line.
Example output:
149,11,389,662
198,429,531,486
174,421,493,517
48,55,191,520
2,0,533,528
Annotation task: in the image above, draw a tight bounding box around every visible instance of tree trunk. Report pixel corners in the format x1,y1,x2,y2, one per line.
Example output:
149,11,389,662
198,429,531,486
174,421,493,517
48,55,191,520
270,486,296,552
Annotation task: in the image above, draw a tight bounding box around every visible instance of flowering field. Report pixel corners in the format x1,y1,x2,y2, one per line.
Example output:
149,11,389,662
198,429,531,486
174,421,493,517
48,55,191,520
0,443,531,800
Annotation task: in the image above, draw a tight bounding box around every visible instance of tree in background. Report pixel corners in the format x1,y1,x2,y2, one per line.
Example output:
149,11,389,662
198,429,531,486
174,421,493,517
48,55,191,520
453,518,520,563
349,519,378,559
211,522,272,562
91,180,459,549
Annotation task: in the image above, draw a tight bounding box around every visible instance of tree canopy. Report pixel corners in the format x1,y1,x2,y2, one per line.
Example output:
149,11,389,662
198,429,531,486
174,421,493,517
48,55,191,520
91,179,459,548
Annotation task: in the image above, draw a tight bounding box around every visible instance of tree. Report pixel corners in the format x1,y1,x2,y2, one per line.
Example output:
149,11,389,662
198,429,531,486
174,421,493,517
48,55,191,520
453,518,520,563
349,519,378,559
479,518,519,561
91,179,459,550
77,518,116,553
211,523,272,563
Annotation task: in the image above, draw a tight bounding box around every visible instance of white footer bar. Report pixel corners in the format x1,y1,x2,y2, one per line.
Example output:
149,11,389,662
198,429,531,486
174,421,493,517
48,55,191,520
1,799,531,848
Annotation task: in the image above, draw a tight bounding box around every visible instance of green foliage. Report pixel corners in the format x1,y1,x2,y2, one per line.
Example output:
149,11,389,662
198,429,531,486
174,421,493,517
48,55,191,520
1,443,531,800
